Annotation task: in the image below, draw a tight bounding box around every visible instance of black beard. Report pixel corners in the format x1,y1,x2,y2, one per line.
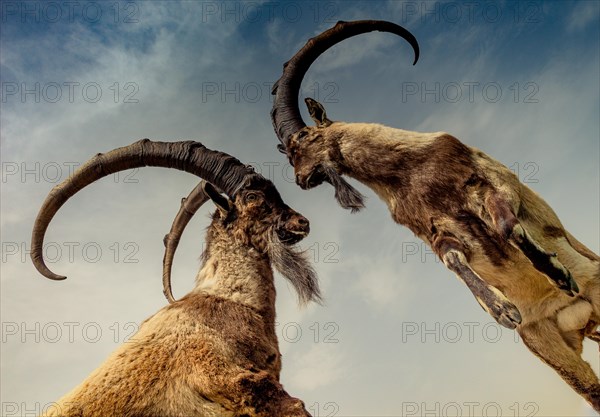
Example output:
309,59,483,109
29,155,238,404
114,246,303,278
268,231,322,306
323,166,365,213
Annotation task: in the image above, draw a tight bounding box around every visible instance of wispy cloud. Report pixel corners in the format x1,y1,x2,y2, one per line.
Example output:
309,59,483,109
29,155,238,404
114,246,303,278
2,2,598,415
567,1,599,32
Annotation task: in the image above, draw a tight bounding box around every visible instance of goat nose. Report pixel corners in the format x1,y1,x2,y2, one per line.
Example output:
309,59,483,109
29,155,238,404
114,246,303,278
297,216,309,227
289,214,310,234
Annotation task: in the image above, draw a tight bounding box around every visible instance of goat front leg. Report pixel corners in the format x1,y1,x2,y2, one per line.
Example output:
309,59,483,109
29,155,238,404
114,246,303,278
485,194,579,296
232,370,311,417
520,319,600,412
190,355,310,417
438,238,522,329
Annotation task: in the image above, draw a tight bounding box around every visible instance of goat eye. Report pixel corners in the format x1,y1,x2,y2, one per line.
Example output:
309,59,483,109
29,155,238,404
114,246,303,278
245,193,258,202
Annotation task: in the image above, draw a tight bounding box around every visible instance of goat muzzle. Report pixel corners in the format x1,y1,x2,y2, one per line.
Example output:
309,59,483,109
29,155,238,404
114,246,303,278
297,166,327,190
277,214,310,245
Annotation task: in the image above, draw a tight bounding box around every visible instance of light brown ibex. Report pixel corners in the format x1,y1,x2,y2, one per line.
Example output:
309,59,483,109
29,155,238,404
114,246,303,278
270,20,600,410
31,139,320,417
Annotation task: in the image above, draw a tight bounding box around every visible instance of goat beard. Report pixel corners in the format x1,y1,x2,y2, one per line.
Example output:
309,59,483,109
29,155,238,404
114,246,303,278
268,231,322,306
322,166,365,213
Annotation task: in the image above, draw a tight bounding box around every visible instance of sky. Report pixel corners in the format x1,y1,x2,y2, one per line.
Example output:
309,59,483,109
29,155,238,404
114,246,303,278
1,0,599,416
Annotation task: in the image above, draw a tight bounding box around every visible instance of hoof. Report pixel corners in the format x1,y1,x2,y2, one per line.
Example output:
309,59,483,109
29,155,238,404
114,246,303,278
477,287,522,330
496,303,522,330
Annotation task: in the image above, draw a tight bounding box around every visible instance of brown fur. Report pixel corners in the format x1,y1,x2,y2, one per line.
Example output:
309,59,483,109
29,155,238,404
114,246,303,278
41,187,318,417
288,103,600,410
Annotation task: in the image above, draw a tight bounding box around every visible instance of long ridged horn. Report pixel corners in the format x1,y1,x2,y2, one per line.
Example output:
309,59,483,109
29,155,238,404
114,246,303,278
31,139,258,281
162,181,213,303
271,20,419,151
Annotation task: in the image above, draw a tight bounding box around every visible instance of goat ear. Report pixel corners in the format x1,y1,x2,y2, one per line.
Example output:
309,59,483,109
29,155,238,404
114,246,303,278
203,182,231,214
305,97,332,127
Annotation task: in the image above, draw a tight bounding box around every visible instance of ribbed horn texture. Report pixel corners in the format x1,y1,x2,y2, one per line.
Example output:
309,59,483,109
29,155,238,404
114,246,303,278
31,139,254,281
162,181,214,304
271,20,420,150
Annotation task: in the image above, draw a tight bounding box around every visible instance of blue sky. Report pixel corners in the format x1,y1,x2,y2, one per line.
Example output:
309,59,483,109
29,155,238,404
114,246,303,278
2,1,599,416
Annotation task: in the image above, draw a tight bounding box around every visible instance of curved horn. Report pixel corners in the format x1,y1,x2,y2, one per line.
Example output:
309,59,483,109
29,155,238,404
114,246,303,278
31,139,257,281
162,181,213,303
271,20,420,150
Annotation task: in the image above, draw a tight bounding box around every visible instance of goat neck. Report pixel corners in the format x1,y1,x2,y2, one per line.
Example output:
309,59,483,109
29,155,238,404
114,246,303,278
191,217,276,318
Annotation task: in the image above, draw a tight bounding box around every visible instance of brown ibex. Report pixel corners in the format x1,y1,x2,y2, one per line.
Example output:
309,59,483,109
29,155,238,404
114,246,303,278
271,20,600,410
31,139,320,417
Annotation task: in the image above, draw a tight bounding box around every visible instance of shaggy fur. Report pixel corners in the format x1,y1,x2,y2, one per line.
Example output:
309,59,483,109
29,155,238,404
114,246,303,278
41,188,317,417
269,19,598,410
288,105,600,411
268,230,322,306
30,140,319,416
322,166,365,213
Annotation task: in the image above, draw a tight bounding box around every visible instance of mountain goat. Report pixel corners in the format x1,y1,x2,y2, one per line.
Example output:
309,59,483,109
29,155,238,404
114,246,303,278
31,139,320,417
270,20,600,410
